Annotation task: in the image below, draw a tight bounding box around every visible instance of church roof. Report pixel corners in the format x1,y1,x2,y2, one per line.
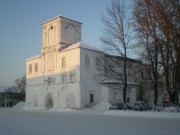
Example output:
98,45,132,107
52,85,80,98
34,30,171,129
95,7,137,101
101,78,139,86
62,42,101,52
26,55,41,61
42,15,82,25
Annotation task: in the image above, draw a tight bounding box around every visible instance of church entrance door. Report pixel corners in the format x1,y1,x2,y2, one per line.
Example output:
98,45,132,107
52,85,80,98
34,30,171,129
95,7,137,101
45,93,53,109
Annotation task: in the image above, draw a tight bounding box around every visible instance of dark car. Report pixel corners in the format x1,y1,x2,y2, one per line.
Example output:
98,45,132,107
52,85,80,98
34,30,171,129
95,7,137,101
133,101,152,111
144,103,152,110
109,103,124,110
133,101,146,111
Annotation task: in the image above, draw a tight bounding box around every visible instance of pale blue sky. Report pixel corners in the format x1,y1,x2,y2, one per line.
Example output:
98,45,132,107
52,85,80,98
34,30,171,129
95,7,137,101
0,0,134,86
0,0,111,86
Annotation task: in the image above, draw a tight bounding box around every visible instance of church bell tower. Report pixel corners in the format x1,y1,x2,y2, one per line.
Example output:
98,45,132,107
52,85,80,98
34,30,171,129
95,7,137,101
41,15,82,54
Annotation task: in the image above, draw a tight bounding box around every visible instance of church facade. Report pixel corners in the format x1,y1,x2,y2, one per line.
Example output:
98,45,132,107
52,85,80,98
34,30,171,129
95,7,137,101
26,16,140,109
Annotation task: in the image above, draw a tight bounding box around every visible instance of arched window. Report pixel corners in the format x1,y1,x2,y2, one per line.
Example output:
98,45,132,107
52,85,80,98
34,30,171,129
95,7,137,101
48,25,56,46
62,57,66,69
35,63,38,72
65,25,76,45
85,55,90,67
29,64,32,74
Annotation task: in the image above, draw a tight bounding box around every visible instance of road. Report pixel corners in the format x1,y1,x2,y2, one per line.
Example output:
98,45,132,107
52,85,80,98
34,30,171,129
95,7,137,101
0,108,179,135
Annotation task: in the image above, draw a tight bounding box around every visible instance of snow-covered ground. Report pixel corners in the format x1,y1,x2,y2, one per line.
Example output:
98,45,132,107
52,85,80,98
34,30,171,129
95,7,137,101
105,110,180,119
0,107,180,135
13,101,180,119
1,101,179,135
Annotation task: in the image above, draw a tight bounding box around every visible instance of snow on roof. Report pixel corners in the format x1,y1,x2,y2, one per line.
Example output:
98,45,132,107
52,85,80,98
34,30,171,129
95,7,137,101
102,78,121,84
42,15,82,25
62,42,101,52
42,15,62,24
102,78,139,86
26,55,41,61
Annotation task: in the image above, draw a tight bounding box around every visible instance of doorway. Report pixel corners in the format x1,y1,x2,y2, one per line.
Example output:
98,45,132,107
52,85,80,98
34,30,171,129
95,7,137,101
45,93,53,109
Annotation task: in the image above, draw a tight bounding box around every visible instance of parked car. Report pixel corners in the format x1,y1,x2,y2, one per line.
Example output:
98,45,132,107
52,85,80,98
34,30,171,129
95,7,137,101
133,101,152,111
109,103,124,110
144,103,152,110
133,101,145,111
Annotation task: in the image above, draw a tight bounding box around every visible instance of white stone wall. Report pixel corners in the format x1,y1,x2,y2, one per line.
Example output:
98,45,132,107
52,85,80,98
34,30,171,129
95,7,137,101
26,56,41,79
26,77,44,107
80,48,102,108
26,46,140,109
26,46,82,109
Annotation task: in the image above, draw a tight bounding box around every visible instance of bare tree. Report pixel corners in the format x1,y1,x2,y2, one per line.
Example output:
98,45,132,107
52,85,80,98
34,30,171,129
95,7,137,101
133,0,180,107
100,0,134,109
133,0,160,110
5,75,26,102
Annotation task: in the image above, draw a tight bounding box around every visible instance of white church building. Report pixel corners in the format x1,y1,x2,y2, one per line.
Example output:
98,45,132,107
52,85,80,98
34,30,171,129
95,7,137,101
26,16,141,109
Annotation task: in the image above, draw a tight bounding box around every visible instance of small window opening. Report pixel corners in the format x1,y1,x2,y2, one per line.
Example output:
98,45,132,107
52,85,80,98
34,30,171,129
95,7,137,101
90,94,94,103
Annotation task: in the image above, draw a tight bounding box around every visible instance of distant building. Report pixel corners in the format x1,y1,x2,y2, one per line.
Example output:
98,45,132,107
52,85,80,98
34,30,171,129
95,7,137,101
0,86,19,107
26,16,152,109
100,54,146,105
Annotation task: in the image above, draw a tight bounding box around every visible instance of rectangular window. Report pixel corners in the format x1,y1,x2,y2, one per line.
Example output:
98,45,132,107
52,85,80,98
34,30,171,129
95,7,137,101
127,68,133,75
70,74,76,82
127,98,130,103
90,94,94,103
141,71,144,79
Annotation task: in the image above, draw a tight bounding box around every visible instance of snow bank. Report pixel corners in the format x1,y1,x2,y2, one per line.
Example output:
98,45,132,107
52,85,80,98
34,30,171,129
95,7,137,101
11,101,180,120
47,108,78,112
22,104,78,112
164,106,180,112
82,102,111,113
21,101,111,113
23,106,45,111
22,103,46,111
12,102,26,109
93,101,111,111
105,110,180,119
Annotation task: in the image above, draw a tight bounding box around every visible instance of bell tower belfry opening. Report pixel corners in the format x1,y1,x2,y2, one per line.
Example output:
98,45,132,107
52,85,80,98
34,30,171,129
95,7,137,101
41,15,82,54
